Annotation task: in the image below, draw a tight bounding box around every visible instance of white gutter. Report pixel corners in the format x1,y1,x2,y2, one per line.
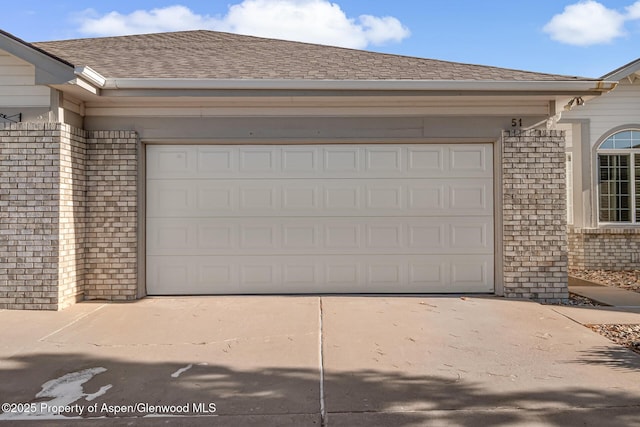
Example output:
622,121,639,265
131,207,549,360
74,66,106,87
102,78,617,92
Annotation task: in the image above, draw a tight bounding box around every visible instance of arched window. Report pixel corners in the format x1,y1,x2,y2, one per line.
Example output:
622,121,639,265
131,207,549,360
598,130,640,223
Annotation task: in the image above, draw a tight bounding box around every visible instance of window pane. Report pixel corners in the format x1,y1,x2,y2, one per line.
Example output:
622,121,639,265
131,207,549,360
600,130,640,150
620,194,629,209
620,181,629,194
613,131,633,149
621,168,630,181
600,138,616,149
633,131,640,149
599,154,631,222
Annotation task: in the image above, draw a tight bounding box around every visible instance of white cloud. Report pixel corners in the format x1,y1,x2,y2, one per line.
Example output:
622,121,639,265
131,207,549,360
359,15,409,45
76,6,219,36
74,0,410,49
626,0,640,19
543,0,640,46
543,1,625,46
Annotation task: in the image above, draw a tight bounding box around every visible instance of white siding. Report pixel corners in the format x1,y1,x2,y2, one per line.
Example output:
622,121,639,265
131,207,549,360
564,79,640,148
0,50,50,107
561,78,640,227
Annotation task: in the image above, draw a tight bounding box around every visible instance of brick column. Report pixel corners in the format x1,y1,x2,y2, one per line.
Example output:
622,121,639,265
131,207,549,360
85,131,138,301
58,125,87,308
0,123,87,310
502,129,568,302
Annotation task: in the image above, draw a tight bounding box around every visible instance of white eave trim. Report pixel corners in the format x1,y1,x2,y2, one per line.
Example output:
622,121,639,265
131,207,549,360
102,78,617,92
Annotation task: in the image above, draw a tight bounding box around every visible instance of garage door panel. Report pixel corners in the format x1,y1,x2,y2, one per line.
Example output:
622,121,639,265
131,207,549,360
283,225,319,248
241,264,277,286
451,260,491,287
407,147,445,174
147,217,493,255
366,147,402,172
147,178,492,217
367,224,403,248
147,261,193,294
146,144,494,295
147,147,197,179
325,224,361,249
409,262,445,285
147,144,492,179
241,225,277,249
408,224,445,249
326,264,359,287
197,147,235,173
450,184,491,211
284,264,318,285
146,255,493,294
155,224,191,249
239,147,278,173
239,187,277,210
199,225,234,249
366,186,403,210
324,186,360,210
325,147,360,172
151,185,192,213
408,186,445,210
199,265,233,287
449,145,491,175
450,222,490,250
283,148,318,172
283,186,319,210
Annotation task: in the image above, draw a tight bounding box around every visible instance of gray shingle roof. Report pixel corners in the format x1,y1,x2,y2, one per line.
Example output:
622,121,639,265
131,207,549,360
32,30,590,81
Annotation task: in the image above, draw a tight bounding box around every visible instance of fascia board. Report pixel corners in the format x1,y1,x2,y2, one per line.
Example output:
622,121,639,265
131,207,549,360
601,58,640,81
102,78,617,93
0,30,75,85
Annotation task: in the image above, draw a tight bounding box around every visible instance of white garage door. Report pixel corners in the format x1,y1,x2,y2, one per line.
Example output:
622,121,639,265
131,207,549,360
146,144,494,294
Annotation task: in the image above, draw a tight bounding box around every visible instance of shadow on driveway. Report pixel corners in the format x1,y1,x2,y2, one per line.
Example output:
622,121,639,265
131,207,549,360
575,346,640,372
1,351,640,426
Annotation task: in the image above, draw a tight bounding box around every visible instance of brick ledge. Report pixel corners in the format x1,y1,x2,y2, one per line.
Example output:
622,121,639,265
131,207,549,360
570,227,640,235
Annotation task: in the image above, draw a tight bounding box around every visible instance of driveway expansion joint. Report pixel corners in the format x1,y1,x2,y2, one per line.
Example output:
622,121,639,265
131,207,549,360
38,304,107,342
319,296,327,427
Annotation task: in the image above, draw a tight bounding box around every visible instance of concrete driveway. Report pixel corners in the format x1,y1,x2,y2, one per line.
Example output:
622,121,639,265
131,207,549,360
1,296,640,426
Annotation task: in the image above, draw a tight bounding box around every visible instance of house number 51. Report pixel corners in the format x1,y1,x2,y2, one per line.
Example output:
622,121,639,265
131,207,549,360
511,118,523,127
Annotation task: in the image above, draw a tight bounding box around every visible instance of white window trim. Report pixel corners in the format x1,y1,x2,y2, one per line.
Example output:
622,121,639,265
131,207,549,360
566,152,573,225
597,129,640,225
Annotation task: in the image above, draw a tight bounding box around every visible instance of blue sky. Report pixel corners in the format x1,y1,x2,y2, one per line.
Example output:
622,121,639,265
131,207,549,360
1,1,638,77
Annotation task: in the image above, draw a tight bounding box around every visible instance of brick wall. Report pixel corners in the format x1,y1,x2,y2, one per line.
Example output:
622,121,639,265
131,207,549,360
85,131,138,301
0,124,138,310
0,123,66,309
569,227,640,270
502,129,568,302
2,124,572,308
